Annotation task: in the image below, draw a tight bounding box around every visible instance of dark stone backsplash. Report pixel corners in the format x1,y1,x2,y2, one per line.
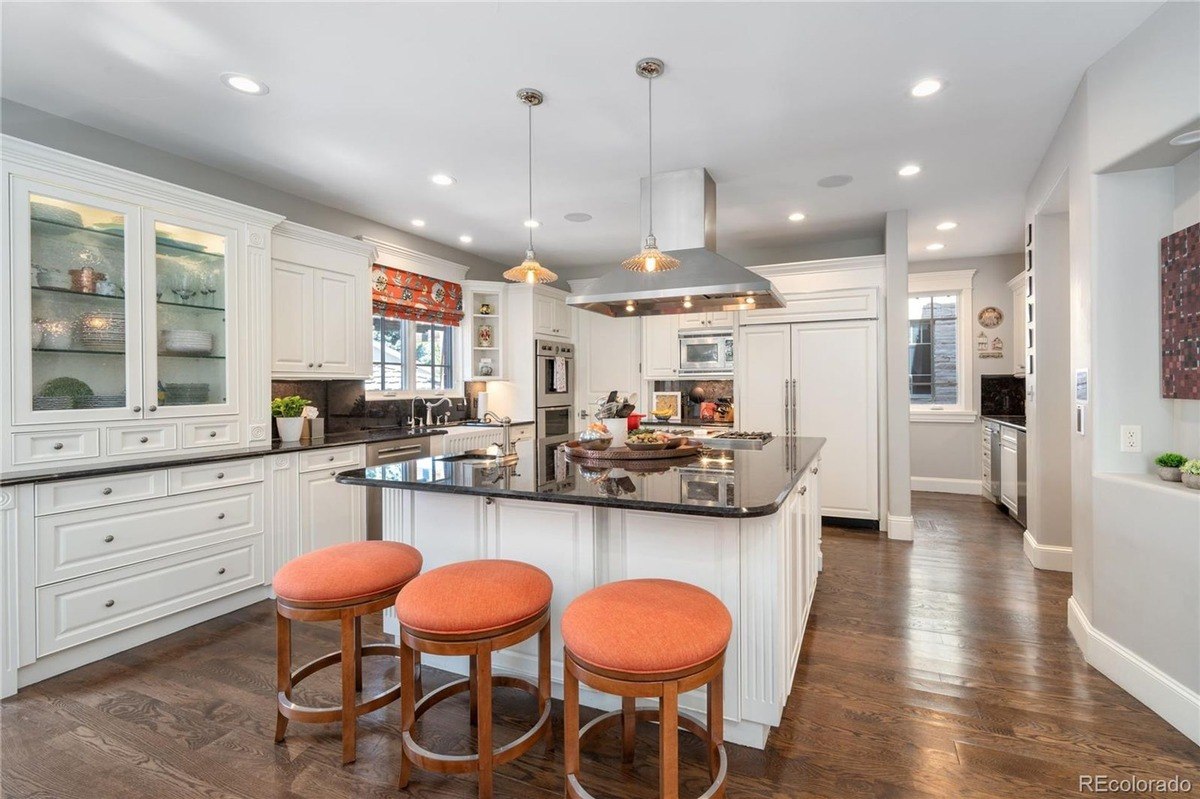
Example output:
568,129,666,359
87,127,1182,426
980,374,1026,417
271,379,468,434
651,379,734,424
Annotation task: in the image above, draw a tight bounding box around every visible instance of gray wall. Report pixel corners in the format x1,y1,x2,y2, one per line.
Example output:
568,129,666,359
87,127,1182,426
909,253,1023,484
0,99,507,279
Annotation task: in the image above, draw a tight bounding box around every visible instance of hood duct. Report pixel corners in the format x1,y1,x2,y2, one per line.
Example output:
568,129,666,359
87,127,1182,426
569,168,785,317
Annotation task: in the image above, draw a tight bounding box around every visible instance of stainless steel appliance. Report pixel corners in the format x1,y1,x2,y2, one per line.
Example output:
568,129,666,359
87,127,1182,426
706,431,774,450
679,331,734,375
985,420,1001,501
536,339,574,408
677,454,737,508
365,436,431,539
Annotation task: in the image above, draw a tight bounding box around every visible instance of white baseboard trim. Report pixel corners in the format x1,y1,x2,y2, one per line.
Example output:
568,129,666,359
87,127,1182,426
1022,530,1072,572
1067,597,1200,746
887,514,914,541
911,476,982,495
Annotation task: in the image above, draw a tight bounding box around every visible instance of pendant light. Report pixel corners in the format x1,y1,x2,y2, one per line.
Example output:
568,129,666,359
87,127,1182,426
622,58,679,273
503,88,558,285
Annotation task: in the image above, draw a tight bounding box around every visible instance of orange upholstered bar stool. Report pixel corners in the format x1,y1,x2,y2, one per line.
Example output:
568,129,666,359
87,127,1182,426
273,540,422,764
395,559,553,799
561,579,732,799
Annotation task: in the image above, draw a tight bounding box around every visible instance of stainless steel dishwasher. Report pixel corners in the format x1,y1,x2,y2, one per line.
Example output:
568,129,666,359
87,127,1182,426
365,437,431,540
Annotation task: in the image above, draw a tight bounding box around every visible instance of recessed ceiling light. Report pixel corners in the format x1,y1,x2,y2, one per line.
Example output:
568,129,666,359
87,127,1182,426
788,212,806,222
1169,129,1200,146
817,174,853,188
411,219,426,228
910,79,943,98
926,243,944,251
624,302,635,313
430,174,456,186
936,221,958,231
564,212,592,223
458,235,472,244
220,72,268,95
898,164,921,177
524,219,540,228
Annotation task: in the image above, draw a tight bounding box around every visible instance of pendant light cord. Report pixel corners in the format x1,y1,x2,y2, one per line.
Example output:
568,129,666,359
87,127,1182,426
528,102,534,252
647,74,654,241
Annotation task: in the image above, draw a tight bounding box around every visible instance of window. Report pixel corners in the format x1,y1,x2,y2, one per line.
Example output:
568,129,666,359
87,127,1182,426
367,315,458,395
908,269,976,423
908,294,958,404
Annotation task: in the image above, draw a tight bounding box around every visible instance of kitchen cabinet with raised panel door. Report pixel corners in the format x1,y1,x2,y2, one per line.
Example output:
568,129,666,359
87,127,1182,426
297,445,366,552
533,289,570,338
641,314,680,379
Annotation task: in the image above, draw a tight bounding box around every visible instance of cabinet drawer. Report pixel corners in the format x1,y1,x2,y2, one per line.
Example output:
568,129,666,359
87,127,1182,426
107,424,178,456
37,536,264,656
182,420,241,449
36,484,264,585
11,429,100,466
1000,429,1019,446
299,445,363,473
168,458,263,495
36,470,168,516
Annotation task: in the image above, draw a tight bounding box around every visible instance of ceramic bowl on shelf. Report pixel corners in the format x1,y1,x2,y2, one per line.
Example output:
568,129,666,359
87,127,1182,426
32,265,72,289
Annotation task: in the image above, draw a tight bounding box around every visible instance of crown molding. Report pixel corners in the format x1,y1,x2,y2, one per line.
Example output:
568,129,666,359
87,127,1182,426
274,220,376,256
1,135,285,228
359,235,470,281
748,254,886,278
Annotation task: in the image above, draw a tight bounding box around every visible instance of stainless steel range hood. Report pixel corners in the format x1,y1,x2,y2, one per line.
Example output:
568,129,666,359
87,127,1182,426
569,168,785,317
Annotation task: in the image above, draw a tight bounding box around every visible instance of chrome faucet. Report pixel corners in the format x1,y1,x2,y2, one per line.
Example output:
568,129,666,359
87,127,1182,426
408,397,421,430
483,411,515,457
425,395,452,426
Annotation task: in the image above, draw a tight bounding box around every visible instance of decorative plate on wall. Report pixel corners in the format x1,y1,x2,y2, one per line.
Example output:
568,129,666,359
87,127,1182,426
978,306,1004,328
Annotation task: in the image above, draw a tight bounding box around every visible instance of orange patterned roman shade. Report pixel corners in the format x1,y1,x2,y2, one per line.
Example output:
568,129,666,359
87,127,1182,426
371,265,463,326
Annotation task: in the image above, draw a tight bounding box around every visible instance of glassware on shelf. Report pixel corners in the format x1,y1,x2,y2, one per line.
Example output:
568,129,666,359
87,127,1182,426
171,270,196,304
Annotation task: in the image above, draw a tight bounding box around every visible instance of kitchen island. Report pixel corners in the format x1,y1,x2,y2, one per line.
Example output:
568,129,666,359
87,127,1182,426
336,436,824,749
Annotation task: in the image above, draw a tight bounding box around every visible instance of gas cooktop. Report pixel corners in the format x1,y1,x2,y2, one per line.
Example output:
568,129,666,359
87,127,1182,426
703,431,775,450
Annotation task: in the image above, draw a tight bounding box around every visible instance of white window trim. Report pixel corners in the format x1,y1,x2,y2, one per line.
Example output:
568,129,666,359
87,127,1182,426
364,316,464,401
908,269,977,424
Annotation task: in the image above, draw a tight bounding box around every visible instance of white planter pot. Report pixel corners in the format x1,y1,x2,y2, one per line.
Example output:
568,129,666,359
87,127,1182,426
276,417,304,442
1182,473,1200,490
1157,466,1182,482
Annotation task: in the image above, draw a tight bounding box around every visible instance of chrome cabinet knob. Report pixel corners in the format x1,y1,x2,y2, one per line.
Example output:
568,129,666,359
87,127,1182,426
308,363,314,368
148,405,157,412
52,442,64,450
317,363,323,368
218,567,226,575
811,467,819,475
328,455,335,461
102,487,113,495
217,513,225,520
209,431,217,438
216,472,225,479
132,405,142,413
104,599,115,608
103,535,114,543
799,485,808,495
139,436,149,444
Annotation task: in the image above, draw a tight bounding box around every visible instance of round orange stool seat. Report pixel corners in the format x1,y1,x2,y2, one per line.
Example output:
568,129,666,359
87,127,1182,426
562,578,732,676
274,541,422,605
396,559,552,636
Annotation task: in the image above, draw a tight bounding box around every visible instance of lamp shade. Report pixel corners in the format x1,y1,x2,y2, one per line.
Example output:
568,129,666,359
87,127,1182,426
503,250,558,284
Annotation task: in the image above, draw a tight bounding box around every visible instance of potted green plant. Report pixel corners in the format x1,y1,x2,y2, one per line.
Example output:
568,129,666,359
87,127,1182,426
1181,459,1200,490
1154,452,1186,482
272,395,310,442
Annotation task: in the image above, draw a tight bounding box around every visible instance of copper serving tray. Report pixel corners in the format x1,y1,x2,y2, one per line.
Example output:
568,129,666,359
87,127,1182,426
563,441,703,462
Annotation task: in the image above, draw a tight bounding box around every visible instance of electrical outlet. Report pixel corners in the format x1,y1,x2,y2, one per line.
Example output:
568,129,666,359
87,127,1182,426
1119,425,1142,453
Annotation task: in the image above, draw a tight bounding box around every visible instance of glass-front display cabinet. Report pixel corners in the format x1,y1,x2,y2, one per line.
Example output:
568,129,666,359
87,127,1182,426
11,178,239,425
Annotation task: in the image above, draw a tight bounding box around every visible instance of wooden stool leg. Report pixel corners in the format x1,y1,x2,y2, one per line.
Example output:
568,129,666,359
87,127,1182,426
706,673,724,781
340,608,357,765
538,619,553,754
274,608,291,743
353,615,363,692
398,641,416,789
564,658,581,783
414,650,424,699
659,682,679,799
621,697,637,764
468,654,479,727
476,646,493,799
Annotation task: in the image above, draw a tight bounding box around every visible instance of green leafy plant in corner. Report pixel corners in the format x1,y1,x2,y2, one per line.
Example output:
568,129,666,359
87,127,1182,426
1154,452,1187,468
271,395,310,418
1180,459,1200,476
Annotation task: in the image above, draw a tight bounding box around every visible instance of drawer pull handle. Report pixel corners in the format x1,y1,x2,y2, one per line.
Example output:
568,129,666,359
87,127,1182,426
328,455,335,461
103,535,115,543
811,467,819,475
102,487,113,495
209,431,218,438
104,599,115,608
217,512,226,520
216,472,225,479
217,567,226,575
139,436,149,444
52,442,64,450
799,485,808,495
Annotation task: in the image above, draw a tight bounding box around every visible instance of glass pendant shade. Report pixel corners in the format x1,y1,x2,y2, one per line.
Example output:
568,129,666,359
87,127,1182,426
503,249,558,284
622,234,679,273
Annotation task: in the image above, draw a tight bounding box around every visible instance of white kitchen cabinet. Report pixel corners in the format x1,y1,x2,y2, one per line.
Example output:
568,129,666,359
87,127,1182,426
678,310,734,330
736,324,792,435
533,289,570,338
1008,273,1026,376
641,314,680,378
1000,428,1019,512
463,281,505,382
577,311,641,406
270,222,374,380
297,444,366,552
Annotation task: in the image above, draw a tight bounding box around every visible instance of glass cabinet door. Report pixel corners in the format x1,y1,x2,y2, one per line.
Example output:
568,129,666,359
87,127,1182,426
14,180,142,423
143,215,238,416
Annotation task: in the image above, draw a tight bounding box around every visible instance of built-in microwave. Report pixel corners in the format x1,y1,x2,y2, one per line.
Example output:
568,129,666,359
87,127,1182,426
679,332,735,375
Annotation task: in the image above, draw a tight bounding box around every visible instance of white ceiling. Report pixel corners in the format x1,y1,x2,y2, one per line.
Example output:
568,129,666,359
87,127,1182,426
1,2,1159,279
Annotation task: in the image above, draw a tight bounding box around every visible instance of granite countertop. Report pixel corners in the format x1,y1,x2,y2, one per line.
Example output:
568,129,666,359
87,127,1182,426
336,436,825,519
0,426,447,487
983,415,1027,431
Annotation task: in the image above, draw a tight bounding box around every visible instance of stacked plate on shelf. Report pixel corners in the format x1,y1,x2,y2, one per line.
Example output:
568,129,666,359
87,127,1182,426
32,395,73,411
163,383,209,405
160,329,215,355
31,202,83,228
75,310,126,351
76,393,127,409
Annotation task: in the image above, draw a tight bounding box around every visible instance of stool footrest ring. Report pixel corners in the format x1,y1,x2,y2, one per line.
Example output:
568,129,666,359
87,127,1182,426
278,643,404,724
402,674,551,774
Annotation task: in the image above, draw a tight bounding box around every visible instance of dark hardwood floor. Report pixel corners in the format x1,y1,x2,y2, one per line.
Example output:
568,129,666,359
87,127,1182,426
3,493,1197,798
